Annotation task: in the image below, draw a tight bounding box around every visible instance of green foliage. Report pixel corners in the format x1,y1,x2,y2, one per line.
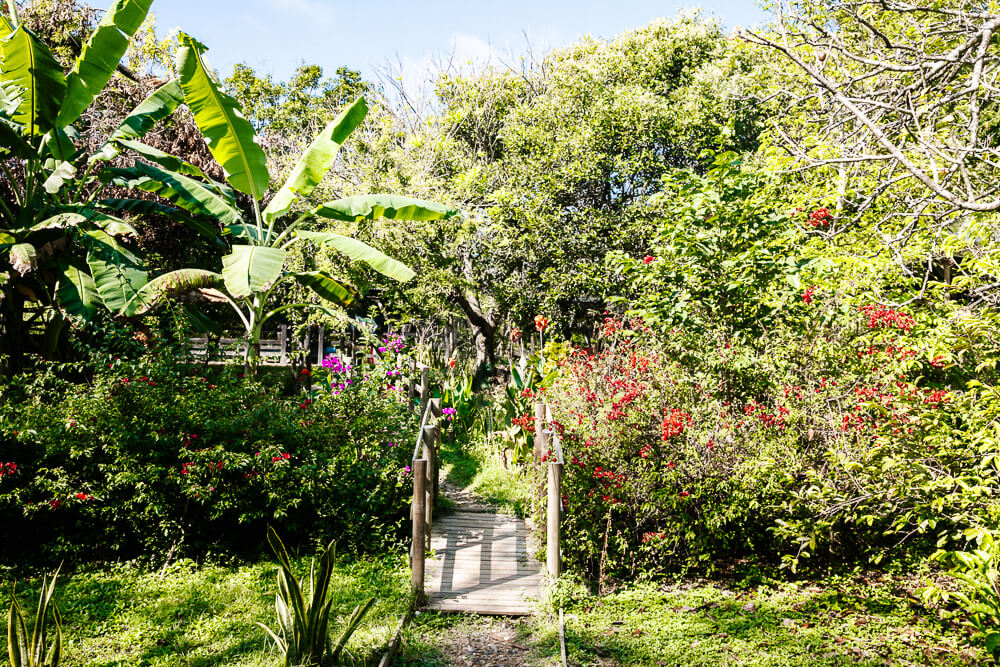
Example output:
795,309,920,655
0,328,419,565
257,527,375,667
7,568,62,667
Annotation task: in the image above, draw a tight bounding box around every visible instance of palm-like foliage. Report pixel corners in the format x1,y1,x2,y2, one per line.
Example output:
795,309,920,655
7,568,62,667
106,33,457,362
257,527,375,667
0,1,219,372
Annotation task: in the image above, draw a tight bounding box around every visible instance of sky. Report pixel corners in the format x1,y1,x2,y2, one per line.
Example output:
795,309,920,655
147,1,772,89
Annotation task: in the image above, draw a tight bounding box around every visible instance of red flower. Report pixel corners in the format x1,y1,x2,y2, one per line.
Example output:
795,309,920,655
74,493,91,501
643,255,655,264
510,328,522,342
802,286,815,304
447,358,456,369
679,490,690,498
534,315,550,332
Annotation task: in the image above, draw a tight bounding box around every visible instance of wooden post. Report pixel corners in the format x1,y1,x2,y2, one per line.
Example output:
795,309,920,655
278,325,288,365
423,424,437,550
547,460,562,580
317,326,325,365
407,357,417,411
304,328,313,393
419,365,430,410
411,458,427,603
534,403,546,466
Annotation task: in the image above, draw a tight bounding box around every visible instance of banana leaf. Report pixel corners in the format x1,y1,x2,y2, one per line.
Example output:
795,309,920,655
314,194,457,222
176,33,269,199
296,230,415,282
291,270,355,306
96,198,221,241
92,79,184,161
55,256,99,321
104,163,243,227
58,0,153,127
263,97,368,224
221,245,285,299
130,268,225,314
0,25,65,137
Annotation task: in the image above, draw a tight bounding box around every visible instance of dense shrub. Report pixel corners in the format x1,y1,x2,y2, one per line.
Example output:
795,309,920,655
546,302,999,583
0,338,419,566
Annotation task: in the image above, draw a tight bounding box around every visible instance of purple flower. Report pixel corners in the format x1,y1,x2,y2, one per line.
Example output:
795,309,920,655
403,465,411,474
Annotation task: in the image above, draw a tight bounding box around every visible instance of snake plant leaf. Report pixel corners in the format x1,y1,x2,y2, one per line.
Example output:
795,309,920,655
9,242,36,275
0,25,65,137
97,198,221,241
263,97,368,224
93,79,184,161
296,230,415,282
104,162,243,227
314,194,457,222
292,270,355,306
221,245,285,298
58,0,153,127
130,268,224,314
176,32,269,199
55,257,99,321
8,597,28,667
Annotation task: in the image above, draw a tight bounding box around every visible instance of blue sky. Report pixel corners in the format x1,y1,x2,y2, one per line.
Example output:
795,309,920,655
148,1,771,86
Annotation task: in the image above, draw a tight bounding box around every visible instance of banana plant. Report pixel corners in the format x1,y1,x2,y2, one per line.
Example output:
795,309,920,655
108,33,457,364
0,0,218,372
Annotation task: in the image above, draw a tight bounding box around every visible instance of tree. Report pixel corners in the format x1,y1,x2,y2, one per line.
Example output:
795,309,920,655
742,2,1000,222
108,34,456,365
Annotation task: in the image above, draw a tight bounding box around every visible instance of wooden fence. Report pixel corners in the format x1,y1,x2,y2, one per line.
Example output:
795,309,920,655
409,390,441,604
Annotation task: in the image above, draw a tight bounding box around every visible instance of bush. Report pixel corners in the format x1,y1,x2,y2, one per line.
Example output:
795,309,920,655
546,300,1000,583
0,336,419,566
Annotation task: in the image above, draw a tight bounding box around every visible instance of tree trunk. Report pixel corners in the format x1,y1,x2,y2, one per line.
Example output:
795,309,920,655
453,289,496,387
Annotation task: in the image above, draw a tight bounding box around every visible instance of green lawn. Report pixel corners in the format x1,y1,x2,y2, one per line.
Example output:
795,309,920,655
3,555,412,667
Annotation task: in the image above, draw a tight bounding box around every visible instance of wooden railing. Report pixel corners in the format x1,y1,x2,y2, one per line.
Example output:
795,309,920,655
409,388,441,604
535,402,565,580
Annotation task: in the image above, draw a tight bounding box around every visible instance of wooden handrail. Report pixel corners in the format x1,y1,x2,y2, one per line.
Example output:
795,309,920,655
409,381,441,605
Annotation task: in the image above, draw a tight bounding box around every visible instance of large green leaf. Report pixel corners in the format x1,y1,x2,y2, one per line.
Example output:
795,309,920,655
104,163,242,227
92,79,184,161
87,251,146,313
58,0,153,127
115,139,213,180
291,270,355,306
83,228,141,265
55,257,99,321
0,115,30,157
314,194,457,222
263,97,368,225
221,245,285,298
131,268,224,314
97,198,220,240
175,33,268,199
0,26,66,137
296,230,415,282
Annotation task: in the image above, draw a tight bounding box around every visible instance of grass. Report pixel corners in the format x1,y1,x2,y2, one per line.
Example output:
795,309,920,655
438,432,534,516
529,571,983,666
1,554,412,666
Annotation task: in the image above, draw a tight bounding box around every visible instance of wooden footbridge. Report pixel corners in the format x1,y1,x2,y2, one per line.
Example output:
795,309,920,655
407,399,563,616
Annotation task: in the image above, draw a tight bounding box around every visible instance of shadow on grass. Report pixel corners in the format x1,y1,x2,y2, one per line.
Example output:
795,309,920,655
544,579,978,667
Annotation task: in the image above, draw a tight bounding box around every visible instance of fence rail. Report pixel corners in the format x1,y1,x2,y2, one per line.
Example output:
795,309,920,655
409,380,441,604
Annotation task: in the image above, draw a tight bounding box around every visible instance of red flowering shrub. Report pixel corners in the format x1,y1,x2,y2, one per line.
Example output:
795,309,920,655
544,317,796,581
545,295,995,579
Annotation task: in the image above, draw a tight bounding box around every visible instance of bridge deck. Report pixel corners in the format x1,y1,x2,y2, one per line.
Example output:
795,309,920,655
424,511,543,615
